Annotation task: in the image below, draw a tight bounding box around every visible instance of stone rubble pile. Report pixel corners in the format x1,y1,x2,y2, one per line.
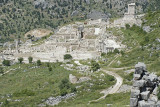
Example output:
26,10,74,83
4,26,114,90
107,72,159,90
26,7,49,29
45,93,75,106
130,62,160,107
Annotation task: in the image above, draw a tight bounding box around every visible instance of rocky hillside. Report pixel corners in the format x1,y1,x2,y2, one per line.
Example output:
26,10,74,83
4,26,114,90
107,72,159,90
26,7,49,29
0,0,160,43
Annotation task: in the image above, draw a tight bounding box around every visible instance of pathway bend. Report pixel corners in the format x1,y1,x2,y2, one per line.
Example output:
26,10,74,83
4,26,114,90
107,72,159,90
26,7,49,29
88,69,123,103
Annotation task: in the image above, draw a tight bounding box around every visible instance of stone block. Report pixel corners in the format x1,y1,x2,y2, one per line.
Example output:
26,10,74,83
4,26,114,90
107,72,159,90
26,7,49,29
140,91,150,100
133,80,146,87
153,86,159,95
149,94,158,103
156,101,160,107
135,62,146,72
134,74,141,80
130,98,138,107
146,87,153,91
135,67,143,75
131,89,140,98
138,100,156,107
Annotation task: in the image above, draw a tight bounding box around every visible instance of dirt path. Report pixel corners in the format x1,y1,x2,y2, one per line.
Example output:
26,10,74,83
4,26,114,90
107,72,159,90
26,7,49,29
0,69,16,76
107,54,120,67
88,69,123,104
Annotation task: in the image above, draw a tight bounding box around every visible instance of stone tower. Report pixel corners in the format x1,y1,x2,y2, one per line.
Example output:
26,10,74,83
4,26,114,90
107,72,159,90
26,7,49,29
128,3,135,15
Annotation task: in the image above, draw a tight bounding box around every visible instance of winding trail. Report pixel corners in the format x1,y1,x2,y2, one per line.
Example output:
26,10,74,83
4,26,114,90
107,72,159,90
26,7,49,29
88,69,123,104
0,69,16,76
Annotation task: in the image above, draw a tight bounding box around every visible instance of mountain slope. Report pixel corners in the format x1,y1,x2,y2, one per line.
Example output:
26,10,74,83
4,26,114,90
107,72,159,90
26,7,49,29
0,0,159,43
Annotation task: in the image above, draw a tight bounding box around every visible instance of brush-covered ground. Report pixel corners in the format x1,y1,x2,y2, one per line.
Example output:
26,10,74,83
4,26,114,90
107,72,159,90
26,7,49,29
0,61,116,107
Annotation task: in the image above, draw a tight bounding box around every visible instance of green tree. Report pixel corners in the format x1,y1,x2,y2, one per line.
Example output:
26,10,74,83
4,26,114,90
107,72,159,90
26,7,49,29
37,60,41,66
18,57,23,64
28,57,33,63
64,54,72,60
91,60,100,72
2,60,10,66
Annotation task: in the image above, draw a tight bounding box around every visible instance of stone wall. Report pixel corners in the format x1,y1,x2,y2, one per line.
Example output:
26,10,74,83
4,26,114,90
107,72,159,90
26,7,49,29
130,62,160,107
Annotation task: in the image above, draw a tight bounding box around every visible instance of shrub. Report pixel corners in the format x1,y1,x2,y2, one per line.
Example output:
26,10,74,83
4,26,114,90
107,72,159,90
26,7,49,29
2,60,10,66
37,60,41,66
108,75,115,81
64,54,72,60
59,78,70,90
71,86,77,93
28,57,33,63
0,67,4,74
13,89,35,97
125,24,130,29
91,60,100,72
18,57,23,64
114,48,120,54
48,67,52,71
60,88,68,96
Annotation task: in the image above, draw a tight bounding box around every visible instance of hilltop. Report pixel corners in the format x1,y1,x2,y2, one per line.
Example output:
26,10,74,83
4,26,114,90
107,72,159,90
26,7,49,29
0,0,160,43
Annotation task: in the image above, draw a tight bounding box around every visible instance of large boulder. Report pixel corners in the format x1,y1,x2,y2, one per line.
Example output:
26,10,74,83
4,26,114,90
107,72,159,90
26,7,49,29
153,86,159,95
140,91,150,101
149,94,158,103
135,62,146,74
130,98,138,107
134,74,141,80
133,80,146,87
131,89,140,98
138,100,156,107
69,74,78,84
156,101,160,107
77,77,91,83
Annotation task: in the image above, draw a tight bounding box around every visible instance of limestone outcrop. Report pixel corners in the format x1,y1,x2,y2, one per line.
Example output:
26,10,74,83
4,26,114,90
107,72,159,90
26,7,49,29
130,62,160,107
69,74,91,84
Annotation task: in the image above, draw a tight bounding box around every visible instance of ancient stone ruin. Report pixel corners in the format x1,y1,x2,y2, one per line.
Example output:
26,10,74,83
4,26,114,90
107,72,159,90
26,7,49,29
130,62,160,107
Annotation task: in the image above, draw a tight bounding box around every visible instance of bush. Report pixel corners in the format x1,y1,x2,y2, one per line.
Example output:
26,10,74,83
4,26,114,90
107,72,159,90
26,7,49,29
59,78,70,90
13,89,35,97
28,57,33,63
108,75,115,81
71,86,77,93
2,60,10,66
64,54,72,60
60,88,68,96
48,67,52,71
114,49,120,54
18,57,23,64
91,60,100,72
37,60,41,66
0,67,4,74
125,24,130,29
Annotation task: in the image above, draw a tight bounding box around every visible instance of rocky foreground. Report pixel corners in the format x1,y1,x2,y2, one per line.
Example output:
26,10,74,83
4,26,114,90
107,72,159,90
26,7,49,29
130,62,160,107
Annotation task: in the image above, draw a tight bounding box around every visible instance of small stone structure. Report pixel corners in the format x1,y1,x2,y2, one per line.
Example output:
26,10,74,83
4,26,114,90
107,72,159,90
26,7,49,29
130,62,160,107
111,3,142,28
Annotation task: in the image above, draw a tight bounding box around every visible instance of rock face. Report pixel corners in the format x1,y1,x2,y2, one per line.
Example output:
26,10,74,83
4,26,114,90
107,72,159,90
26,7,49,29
130,62,160,107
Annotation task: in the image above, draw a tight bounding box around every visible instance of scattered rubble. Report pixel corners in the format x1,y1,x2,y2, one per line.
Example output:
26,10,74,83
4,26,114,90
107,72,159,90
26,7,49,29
45,93,76,106
130,62,160,107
